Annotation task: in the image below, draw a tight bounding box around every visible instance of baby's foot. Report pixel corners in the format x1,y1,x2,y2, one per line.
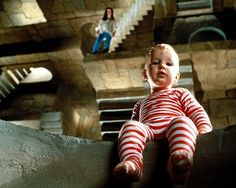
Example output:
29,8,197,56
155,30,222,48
113,160,143,182
167,150,193,184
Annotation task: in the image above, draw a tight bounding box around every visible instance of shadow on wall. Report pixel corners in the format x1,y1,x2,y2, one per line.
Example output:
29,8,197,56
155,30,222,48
192,68,204,104
80,23,97,56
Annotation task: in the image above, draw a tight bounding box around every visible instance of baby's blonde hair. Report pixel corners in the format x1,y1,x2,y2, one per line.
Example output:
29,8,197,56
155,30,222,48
145,43,179,70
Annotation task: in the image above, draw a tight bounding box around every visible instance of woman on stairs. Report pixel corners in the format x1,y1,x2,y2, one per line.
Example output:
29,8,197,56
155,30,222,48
91,7,117,54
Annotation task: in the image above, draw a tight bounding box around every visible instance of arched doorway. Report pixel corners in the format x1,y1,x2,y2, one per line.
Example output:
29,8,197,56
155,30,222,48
188,26,226,43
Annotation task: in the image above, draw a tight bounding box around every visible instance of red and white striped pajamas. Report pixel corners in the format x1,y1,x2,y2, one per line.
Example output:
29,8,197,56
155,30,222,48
116,88,212,181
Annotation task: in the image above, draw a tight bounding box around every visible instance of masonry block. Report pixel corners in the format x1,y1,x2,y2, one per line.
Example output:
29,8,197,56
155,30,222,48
210,98,236,117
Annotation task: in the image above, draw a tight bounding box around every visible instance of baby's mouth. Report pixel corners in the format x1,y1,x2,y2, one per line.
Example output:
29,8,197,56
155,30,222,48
157,71,166,78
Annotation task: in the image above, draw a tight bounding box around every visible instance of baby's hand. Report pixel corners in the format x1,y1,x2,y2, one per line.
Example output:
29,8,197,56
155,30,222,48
199,130,208,134
95,27,99,37
198,124,212,134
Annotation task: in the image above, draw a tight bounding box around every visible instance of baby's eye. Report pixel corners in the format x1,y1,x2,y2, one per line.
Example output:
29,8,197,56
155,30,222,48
151,61,160,65
166,62,173,66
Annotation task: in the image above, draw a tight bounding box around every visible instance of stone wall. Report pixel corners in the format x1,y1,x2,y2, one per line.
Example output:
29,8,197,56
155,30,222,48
85,41,236,134
0,41,236,140
208,88,236,129
0,119,235,187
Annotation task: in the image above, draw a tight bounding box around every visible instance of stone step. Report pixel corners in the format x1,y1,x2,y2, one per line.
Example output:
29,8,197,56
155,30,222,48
110,0,155,52
100,109,132,121
176,0,212,17
18,67,31,78
98,97,142,140
177,7,212,17
5,70,20,86
0,67,32,103
0,80,11,95
0,89,6,99
1,72,16,91
40,111,63,135
12,69,25,80
41,111,62,121
177,0,211,11
41,122,62,129
97,96,144,110
100,109,131,140
102,131,120,141
101,120,125,132
178,60,195,95
42,128,63,135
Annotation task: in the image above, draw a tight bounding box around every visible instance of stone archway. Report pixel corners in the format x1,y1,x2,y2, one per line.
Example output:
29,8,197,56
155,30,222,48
188,26,226,43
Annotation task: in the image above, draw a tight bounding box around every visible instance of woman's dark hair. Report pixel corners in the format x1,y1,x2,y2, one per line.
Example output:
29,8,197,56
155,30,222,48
102,7,115,20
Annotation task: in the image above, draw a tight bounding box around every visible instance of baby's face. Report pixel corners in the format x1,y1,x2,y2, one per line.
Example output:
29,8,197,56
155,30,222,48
144,45,180,90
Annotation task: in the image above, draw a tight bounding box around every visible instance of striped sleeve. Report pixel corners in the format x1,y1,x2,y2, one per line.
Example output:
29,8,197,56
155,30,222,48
179,88,213,134
131,100,141,121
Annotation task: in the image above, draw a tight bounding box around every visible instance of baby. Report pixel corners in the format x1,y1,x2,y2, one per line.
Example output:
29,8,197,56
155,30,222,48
113,43,212,184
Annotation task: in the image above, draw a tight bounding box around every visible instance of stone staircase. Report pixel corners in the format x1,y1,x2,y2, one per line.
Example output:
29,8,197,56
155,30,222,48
177,59,195,95
98,95,144,141
109,0,213,52
0,67,63,134
109,0,155,52
0,67,63,135
0,67,31,103
98,59,195,141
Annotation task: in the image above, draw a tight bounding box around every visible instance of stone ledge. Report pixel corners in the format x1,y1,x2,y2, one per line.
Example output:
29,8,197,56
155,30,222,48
83,40,236,62
0,120,235,188
186,125,236,188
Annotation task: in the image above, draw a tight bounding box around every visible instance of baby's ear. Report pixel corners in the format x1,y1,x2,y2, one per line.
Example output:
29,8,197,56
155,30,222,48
174,72,180,83
143,69,148,81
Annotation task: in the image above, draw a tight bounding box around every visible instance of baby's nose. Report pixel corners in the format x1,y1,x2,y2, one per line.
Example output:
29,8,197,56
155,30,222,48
158,62,165,69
